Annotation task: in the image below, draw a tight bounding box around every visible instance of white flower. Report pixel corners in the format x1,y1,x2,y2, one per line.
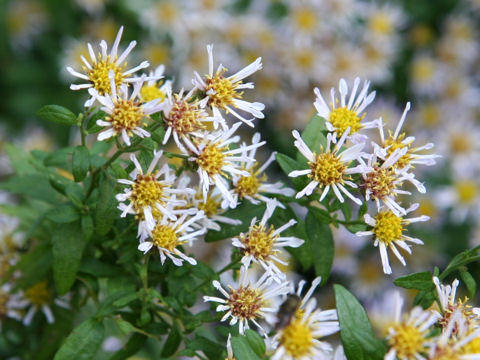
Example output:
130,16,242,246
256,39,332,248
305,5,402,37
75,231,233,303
116,151,194,237
139,64,171,103
289,128,366,204
66,26,149,100
269,277,340,360
88,74,163,145
231,133,295,206
232,200,303,280
186,122,265,208
138,211,206,266
193,44,265,127
356,204,429,274
384,292,440,360
313,77,378,141
203,265,290,335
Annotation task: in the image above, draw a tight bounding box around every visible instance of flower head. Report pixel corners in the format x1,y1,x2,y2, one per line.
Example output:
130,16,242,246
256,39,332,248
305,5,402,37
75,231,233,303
67,26,150,100
289,129,366,204
356,203,428,274
193,44,265,127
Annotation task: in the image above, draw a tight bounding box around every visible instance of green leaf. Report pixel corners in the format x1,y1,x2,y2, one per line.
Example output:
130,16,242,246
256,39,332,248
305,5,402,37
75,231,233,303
108,334,147,360
72,146,90,182
440,247,480,280
205,202,265,242
275,153,308,191
15,242,52,290
460,270,477,298
334,284,386,360
231,336,262,360
394,271,434,291
54,318,104,360
46,204,80,223
87,110,107,134
161,327,182,357
114,317,144,335
44,147,75,168
413,289,436,309
306,210,334,284
52,222,86,295
38,105,77,126
95,174,117,236
81,214,94,241
96,291,134,317
245,329,266,357
296,115,327,163
0,174,59,203
187,335,225,360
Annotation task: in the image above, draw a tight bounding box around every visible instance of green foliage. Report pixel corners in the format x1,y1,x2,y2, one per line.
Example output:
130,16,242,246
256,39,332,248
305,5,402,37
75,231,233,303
231,335,262,360
37,105,78,126
306,209,334,284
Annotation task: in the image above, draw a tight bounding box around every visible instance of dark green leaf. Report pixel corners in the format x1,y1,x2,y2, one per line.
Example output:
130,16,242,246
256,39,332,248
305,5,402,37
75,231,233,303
96,291,134,317
15,242,52,290
296,114,327,163
394,271,434,291
306,211,334,284
95,174,117,235
187,335,225,360
72,146,90,182
44,147,75,168
81,214,94,241
46,204,80,223
275,153,309,191
0,174,59,203
160,327,182,357
245,329,266,357
87,110,107,134
108,334,147,360
54,318,104,360
460,270,476,298
334,284,386,360
52,222,86,295
231,336,262,360
413,289,436,309
38,105,77,126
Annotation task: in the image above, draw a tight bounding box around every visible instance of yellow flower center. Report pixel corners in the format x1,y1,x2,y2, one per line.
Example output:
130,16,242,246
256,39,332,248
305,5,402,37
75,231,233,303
240,224,278,261
368,13,393,35
430,347,459,360
280,317,313,358
420,104,439,127
131,173,165,219
373,211,404,245
450,134,472,154
329,107,365,134
309,152,347,186
235,167,265,199
151,224,182,251
87,56,125,95
196,192,221,217
227,286,264,320
25,281,51,307
293,49,315,70
388,323,424,359
455,180,477,204
107,99,144,135
364,165,397,200
293,8,317,32
165,97,206,135
440,298,474,332
140,84,166,103
384,133,412,169
205,69,242,110
196,143,227,176
462,336,480,355
412,58,434,82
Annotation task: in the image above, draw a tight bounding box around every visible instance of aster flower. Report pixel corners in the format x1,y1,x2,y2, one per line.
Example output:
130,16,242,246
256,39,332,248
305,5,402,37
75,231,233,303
359,146,425,216
203,265,290,335
186,122,265,208
289,128,366,205
116,151,194,237
67,26,150,99
193,44,265,127
384,292,440,360
232,200,304,280
231,133,295,206
269,277,340,360
356,203,429,274
139,64,171,103
138,211,206,266
376,102,439,170
88,74,164,145
313,77,379,141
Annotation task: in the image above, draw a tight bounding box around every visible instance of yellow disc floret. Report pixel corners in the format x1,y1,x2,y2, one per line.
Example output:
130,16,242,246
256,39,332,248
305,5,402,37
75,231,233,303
293,8,317,32
388,323,424,359
309,152,347,186
227,286,264,320
373,211,404,245
280,317,313,358
235,166,265,199
329,107,365,135
196,143,227,176
25,281,51,307
131,173,165,218
165,97,206,135
87,56,125,95
240,224,278,261
384,133,413,169
151,224,183,251
140,84,166,103
205,69,242,110
455,180,477,204
108,99,144,135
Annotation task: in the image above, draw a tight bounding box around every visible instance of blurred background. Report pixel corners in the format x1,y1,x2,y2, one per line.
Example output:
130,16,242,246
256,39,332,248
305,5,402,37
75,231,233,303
1,0,480,342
